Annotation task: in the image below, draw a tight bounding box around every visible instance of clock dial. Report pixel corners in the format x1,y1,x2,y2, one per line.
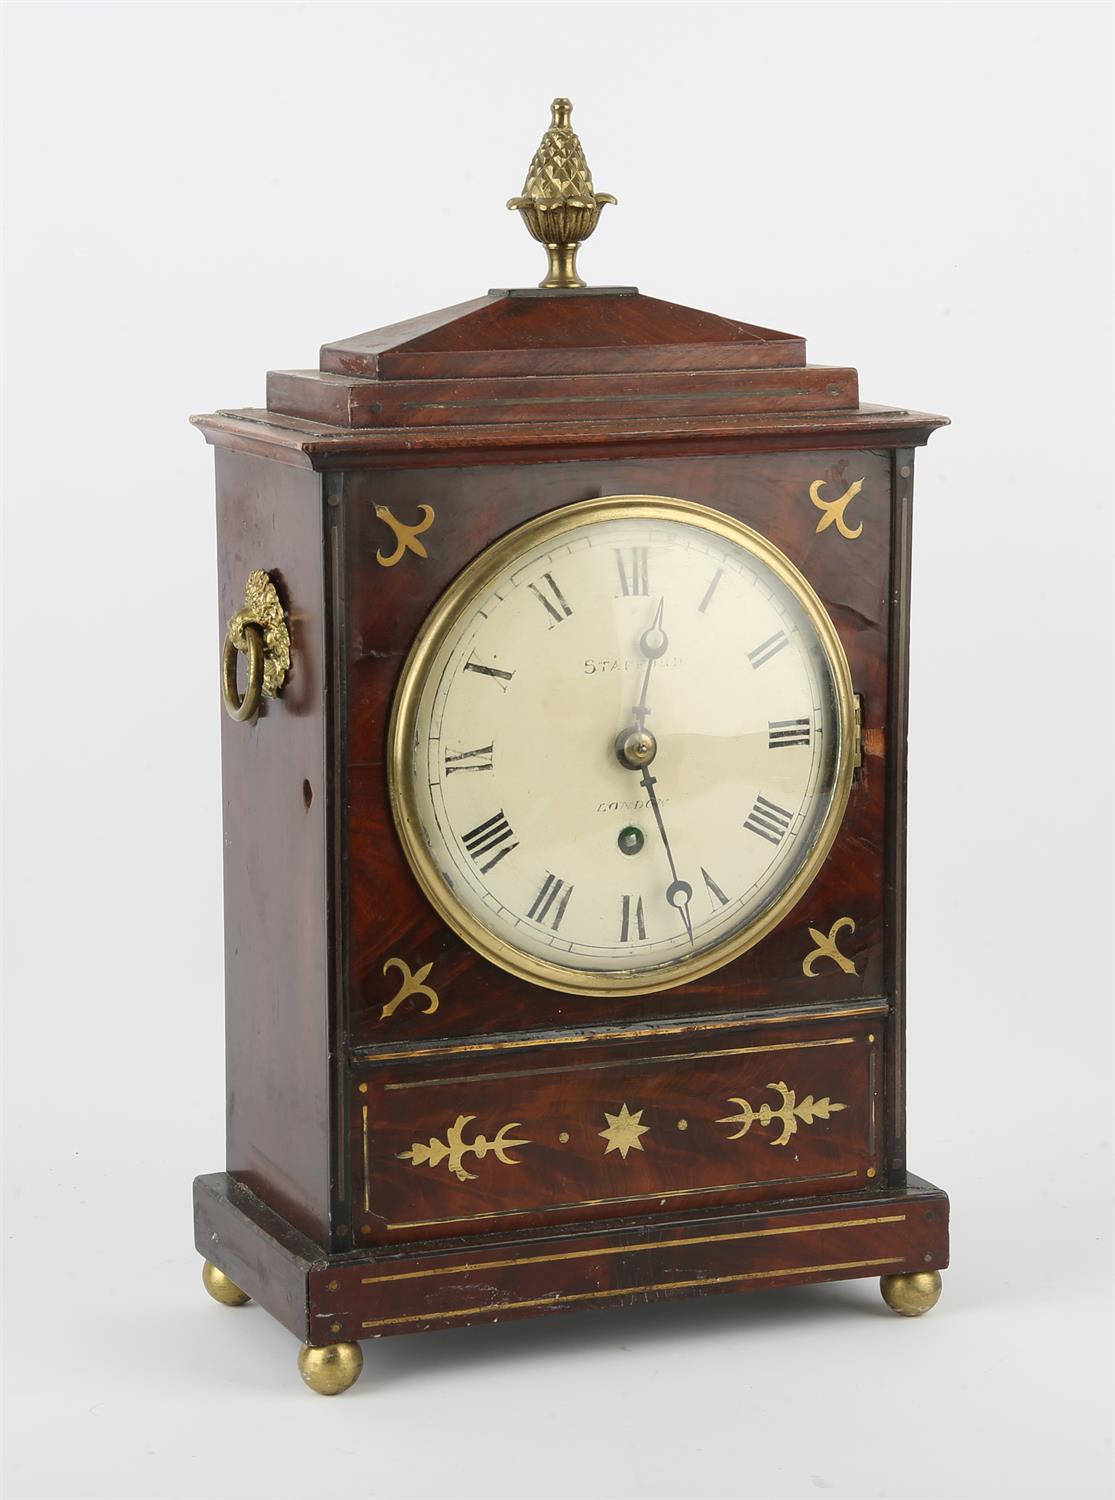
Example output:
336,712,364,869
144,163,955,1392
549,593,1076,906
390,496,855,995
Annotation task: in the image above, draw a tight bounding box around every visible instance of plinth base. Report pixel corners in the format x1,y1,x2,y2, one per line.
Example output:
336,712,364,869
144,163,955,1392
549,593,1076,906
194,1170,948,1390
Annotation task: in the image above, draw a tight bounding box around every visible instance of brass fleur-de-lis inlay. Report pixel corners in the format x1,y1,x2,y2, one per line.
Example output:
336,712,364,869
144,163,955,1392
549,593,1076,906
598,1103,650,1160
802,916,857,977
398,1114,529,1183
718,1082,846,1148
374,503,436,566
380,956,439,1019
810,478,864,540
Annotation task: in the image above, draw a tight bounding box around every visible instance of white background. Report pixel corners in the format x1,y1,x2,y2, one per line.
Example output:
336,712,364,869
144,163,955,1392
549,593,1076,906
2,3,1112,1498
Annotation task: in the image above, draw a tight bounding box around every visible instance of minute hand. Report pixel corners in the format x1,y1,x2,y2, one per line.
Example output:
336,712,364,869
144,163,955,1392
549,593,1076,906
638,765,694,944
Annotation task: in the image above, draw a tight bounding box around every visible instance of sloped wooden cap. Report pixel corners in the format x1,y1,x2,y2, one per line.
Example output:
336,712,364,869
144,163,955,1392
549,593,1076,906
194,288,948,461
263,289,866,431
318,290,806,380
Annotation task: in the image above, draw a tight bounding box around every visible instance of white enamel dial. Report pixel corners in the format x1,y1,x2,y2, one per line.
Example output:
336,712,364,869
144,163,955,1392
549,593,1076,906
389,496,855,995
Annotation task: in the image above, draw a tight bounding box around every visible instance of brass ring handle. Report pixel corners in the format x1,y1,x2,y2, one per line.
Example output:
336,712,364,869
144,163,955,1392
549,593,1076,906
219,570,291,724
222,617,265,721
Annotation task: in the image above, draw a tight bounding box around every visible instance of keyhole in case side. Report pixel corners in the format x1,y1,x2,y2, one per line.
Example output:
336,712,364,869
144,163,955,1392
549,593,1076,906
302,779,313,810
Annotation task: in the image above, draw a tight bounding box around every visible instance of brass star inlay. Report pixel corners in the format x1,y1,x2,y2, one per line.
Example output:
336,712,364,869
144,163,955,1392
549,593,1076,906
598,1103,650,1160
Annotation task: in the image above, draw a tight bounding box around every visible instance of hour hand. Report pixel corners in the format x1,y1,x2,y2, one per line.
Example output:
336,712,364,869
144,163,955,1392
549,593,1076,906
638,597,668,663
628,597,668,740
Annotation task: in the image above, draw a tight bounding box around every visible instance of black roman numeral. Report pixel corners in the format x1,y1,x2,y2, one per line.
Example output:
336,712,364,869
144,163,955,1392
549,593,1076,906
529,572,573,626
615,547,649,596
748,630,789,669
698,567,723,614
743,795,793,846
445,743,494,775
700,867,729,907
768,718,811,749
464,656,514,689
461,810,519,873
527,871,574,930
620,894,647,942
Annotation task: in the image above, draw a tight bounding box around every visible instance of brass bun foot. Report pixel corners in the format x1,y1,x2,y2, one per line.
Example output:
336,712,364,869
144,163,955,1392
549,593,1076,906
880,1270,942,1316
298,1342,364,1396
201,1260,250,1307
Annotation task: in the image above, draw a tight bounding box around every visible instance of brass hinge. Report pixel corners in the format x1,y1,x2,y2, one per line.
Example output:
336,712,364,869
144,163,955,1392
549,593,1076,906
853,694,864,770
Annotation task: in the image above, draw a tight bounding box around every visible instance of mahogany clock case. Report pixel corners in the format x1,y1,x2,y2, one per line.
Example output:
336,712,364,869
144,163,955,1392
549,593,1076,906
192,287,949,1354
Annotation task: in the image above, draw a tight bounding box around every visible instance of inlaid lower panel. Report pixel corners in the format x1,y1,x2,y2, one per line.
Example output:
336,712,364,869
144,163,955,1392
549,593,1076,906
350,1005,885,1242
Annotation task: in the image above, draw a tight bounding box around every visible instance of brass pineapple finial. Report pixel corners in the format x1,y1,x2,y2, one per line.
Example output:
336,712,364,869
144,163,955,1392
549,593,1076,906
507,98,617,290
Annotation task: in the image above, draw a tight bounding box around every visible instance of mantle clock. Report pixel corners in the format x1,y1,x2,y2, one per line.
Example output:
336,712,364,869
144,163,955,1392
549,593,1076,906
192,100,950,1395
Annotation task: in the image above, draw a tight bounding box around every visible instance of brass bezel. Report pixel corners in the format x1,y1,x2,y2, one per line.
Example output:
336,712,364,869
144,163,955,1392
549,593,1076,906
387,496,856,997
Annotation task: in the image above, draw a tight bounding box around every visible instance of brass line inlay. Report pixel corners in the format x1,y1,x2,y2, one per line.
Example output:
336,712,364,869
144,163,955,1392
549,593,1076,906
359,1214,908,1286
360,1256,904,1329
362,1105,371,1214
887,457,913,1157
404,385,816,414
868,1044,878,1161
355,1002,887,1064
331,518,346,1205
383,1169,860,1231
383,1036,857,1092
